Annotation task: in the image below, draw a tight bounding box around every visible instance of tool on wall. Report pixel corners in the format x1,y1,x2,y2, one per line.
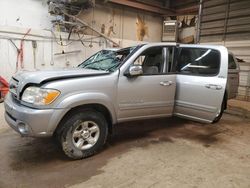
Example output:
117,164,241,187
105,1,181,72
50,37,55,65
52,22,84,55
32,41,37,69
53,22,83,55
54,50,81,55
56,23,65,54
136,15,149,41
8,29,32,72
17,28,32,71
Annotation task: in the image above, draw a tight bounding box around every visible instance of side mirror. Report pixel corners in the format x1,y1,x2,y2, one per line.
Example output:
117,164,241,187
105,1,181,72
127,65,143,77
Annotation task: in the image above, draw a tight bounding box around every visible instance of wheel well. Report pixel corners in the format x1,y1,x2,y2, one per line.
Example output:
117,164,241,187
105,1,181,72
55,104,113,136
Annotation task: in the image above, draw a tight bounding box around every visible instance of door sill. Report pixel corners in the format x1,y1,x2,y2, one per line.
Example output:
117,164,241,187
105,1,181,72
174,113,212,123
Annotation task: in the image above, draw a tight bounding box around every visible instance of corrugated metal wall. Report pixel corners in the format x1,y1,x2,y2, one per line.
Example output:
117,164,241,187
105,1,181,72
200,0,250,101
200,0,250,43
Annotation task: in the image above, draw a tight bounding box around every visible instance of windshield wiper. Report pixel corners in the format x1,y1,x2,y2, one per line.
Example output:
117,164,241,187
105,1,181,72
85,67,106,71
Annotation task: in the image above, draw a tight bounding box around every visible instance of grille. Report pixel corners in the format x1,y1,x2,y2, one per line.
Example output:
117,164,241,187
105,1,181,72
9,77,19,99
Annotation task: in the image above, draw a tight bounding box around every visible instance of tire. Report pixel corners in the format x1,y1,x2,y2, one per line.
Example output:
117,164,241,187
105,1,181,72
213,99,226,123
59,109,108,159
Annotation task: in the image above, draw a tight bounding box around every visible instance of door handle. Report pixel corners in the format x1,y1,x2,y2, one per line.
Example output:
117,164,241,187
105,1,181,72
160,81,173,86
205,84,222,90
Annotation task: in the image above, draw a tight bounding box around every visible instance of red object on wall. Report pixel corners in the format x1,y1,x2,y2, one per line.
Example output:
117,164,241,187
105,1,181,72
0,76,9,98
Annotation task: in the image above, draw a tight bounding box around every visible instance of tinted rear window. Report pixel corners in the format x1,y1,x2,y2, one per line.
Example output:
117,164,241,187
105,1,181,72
177,48,220,76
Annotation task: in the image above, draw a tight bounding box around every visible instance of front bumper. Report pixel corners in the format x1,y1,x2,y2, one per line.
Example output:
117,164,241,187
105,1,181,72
4,93,65,137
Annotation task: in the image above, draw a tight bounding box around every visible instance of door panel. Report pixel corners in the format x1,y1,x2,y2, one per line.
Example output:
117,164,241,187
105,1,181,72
117,74,176,121
117,46,176,122
174,45,228,123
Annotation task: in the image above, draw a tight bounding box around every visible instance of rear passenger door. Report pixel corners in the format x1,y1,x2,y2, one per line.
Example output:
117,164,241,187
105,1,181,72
174,45,228,123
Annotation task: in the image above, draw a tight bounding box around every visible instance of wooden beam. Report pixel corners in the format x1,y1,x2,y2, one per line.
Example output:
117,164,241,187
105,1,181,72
106,0,174,15
175,5,199,15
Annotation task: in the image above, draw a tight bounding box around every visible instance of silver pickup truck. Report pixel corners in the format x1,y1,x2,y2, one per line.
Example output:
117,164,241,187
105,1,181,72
4,43,234,159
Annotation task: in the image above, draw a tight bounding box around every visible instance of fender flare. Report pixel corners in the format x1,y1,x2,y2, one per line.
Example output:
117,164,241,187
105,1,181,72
47,92,117,134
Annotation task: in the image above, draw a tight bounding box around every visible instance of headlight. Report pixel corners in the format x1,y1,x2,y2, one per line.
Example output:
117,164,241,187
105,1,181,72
21,86,60,105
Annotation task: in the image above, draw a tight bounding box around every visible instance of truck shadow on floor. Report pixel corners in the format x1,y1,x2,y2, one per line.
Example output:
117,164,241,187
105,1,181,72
1,117,228,187
6,116,227,165
111,117,226,149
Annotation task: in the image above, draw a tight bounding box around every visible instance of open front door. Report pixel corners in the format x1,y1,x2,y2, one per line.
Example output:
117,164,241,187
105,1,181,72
174,45,228,123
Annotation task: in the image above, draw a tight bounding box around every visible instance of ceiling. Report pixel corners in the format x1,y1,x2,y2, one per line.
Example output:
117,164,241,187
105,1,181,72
102,0,199,16
48,0,199,16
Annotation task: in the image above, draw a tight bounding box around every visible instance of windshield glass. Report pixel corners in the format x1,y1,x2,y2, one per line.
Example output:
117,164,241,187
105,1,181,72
78,46,137,72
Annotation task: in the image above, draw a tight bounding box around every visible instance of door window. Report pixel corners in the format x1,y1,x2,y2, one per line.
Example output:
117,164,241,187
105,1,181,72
132,47,171,75
177,48,221,76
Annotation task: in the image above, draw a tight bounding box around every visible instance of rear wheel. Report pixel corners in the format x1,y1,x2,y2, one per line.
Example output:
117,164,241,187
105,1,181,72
59,109,108,159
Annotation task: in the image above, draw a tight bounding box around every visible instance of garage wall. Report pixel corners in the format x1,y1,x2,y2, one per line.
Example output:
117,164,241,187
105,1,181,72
0,26,145,81
0,1,162,81
199,0,250,101
78,3,162,42
0,0,52,30
199,0,250,43
0,26,106,80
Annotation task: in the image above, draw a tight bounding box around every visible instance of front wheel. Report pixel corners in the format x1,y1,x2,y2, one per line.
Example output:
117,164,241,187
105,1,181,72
59,109,108,159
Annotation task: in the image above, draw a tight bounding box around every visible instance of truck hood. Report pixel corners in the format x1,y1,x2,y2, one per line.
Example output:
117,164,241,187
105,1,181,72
11,68,108,95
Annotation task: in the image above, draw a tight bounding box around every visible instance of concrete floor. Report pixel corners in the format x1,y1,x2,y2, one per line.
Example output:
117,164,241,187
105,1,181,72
0,103,250,188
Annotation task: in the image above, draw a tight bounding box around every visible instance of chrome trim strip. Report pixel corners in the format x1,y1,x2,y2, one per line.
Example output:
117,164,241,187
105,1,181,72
119,101,174,111
174,113,212,123
175,100,217,113
117,113,172,123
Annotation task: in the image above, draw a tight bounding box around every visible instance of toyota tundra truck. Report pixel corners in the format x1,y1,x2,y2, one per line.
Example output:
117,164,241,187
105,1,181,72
4,43,230,159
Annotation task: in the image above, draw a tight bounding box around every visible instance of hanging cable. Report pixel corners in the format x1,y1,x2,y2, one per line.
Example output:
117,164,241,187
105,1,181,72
50,25,86,47
89,7,95,48
77,33,86,47
56,23,65,54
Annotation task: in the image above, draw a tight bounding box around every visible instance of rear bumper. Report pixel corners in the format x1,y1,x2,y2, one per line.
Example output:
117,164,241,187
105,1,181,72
4,93,65,137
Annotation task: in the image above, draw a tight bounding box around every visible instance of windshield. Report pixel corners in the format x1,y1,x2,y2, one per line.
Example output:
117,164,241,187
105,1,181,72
78,46,137,72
